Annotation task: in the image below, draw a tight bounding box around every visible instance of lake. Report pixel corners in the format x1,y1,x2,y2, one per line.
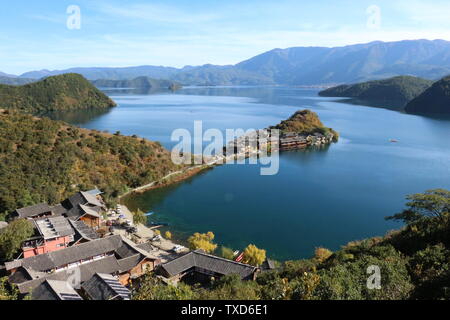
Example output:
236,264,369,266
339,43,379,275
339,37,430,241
47,86,450,260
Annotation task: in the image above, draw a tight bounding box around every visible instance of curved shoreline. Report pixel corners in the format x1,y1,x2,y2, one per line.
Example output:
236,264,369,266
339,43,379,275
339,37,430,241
119,163,216,200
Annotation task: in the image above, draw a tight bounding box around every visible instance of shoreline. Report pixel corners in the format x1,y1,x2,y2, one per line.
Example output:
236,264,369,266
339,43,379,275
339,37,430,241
119,162,216,200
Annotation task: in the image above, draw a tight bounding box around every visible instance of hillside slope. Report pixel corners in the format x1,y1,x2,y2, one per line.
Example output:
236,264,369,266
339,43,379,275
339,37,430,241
271,109,339,141
318,76,433,104
0,110,181,214
405,75,450,114
0,73,116,113
92,76,182,90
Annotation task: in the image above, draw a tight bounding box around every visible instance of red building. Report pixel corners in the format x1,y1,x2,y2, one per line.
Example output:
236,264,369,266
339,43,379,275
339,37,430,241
22,216,75,258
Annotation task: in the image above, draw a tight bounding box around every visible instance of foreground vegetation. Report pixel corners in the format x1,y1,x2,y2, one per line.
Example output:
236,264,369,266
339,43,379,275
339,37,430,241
133,189,450,300
0,73,116,113
0,110,181,218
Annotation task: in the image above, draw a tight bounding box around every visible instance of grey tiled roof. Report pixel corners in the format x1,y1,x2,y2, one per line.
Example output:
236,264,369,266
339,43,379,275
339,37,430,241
69,220,99,241
117,254,143,272
5,235,123,272
16,255,123,294
160,250,257,279
34,216,75,240
82,273,130,300
14,203,52,218
32,280,83,300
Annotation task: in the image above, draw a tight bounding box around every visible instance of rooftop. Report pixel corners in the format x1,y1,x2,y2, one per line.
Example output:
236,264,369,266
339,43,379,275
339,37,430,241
81,273,130,300
160,250,257,280
34,216,75,240
32,280,82,300
14,203,52,219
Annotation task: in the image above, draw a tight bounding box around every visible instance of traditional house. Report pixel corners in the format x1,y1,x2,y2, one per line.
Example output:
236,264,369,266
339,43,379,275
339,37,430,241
31,280,83,300
158,250,258,284
11,203,55,220
61,191,106,229
69,219,100,245
22,216,76,258
6,234,160,294
81,273,131,300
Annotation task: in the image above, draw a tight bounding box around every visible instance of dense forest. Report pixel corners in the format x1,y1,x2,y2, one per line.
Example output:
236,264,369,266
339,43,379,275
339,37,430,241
405,75,450,114
271,109,339,141
133,189,450,300
0,73,116,113
318,76,433,105
0,110,182,218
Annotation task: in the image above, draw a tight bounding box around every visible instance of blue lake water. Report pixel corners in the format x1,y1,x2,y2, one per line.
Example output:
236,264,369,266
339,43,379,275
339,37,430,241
48,87,450,260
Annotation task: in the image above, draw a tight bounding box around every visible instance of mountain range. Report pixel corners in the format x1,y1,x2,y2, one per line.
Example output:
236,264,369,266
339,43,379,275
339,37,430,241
3,39,450,86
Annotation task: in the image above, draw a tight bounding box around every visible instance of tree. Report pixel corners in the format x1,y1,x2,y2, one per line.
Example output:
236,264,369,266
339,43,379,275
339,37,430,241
165,231,172,240
243,244,266,266
187,232,217,253
133,209,147,225
314,247,333,263
132,273,194,300
0,219,34,262
220,246,235,260
386,189,450,224
0,277,19,300
197,274,260,300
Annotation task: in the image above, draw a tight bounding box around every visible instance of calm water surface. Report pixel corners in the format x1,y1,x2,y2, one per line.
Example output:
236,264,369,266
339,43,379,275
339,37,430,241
47,87,450,260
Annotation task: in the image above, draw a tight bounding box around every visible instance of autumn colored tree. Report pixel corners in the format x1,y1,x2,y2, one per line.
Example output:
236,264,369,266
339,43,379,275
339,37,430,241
314,247,333,263
188,232,217,253
243,244,266,266
165,231,172,240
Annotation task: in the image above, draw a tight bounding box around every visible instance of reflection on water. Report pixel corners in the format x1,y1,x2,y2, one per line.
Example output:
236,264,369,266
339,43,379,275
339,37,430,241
42,107,113,125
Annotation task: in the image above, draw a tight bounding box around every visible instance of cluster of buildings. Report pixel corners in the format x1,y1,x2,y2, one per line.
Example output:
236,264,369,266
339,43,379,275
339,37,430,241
225,129,335,156
279,132,335,151
1,189,270,300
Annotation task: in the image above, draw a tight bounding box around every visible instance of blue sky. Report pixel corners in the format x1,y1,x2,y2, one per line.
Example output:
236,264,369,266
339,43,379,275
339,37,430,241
1,0,450,74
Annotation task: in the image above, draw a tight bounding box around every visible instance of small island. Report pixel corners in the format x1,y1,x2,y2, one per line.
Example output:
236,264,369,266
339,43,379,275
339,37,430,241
226,110,339,157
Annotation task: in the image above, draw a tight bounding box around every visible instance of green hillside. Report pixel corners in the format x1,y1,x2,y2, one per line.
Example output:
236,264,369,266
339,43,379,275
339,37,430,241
92,76,182,90
405,75,450,114
318,76,433,104
0,110,182,216
271,109,339,141
0,73,116,113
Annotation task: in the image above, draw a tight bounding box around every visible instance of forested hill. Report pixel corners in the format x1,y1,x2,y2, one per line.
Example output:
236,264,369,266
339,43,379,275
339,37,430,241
318,76,433,104
0,73,116,113
0,110,182,215
405,75,450,114
91,76,182,90
271,109,339,141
